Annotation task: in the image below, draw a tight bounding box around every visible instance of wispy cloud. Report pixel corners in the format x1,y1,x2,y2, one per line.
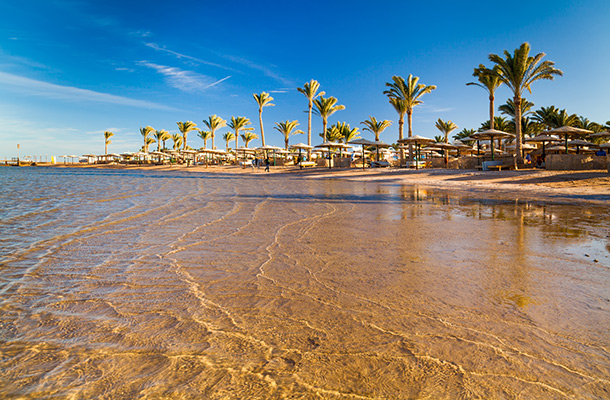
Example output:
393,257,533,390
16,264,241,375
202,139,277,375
144,42,233,71
218,54,293,86
0,71,176,111
137,61,231,92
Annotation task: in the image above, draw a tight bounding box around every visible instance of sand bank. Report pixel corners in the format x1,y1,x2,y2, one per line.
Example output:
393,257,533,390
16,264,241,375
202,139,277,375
44,163,610,204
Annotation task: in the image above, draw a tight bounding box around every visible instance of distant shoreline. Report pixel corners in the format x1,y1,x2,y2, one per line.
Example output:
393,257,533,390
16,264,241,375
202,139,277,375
11,162,610,205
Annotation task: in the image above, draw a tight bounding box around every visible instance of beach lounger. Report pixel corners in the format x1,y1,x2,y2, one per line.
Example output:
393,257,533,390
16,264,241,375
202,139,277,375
370,160,390,168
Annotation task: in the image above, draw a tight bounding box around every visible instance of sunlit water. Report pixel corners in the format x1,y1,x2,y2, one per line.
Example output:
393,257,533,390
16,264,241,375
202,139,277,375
1,166,609,399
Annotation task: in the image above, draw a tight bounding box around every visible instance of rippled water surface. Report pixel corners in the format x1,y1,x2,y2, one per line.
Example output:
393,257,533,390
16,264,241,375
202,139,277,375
1,166,609,399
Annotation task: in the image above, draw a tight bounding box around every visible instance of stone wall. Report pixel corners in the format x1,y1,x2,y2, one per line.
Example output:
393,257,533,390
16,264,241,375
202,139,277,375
546,154,607,170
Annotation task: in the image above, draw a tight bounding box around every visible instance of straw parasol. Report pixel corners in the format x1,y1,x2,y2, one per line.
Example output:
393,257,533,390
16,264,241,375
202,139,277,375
347,139,374,170
526,133,561,159
315,141,350,169
567,139,596,154
468,129,515,161
398,135,435,169
546,126,593,154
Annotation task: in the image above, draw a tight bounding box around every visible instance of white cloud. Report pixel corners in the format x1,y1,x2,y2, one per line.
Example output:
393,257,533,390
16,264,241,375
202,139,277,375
0,71,176,111
218,54,292,86
137,61,231,92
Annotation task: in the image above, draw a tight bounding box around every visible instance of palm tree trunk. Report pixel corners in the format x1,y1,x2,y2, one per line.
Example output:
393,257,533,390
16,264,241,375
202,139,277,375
407,110,414,162
398,114,405,164
489,95,495,130
514,95,523,165
234,131,239,164
183,133,187,150
105,143,108,155
323,119,327,141
259,109,265,146
211,130,215,149
307,101,312,158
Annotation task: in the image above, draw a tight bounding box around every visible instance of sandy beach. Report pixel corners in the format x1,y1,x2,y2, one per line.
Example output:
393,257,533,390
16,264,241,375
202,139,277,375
46,163,610,204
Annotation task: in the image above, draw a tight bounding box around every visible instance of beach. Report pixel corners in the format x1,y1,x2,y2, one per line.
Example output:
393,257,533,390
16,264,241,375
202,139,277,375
50,163,610,204
1,166,609,399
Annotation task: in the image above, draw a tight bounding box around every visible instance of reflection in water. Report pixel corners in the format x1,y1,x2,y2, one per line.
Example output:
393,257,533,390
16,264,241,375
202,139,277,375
0,167,609,399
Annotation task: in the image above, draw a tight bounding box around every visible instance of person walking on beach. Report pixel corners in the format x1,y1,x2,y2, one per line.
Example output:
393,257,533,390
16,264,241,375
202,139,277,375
265,157,270,172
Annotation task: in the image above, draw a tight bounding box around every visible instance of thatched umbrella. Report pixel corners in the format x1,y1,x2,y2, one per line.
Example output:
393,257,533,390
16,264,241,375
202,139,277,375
397,135,435,170
546,126,593,154
468,129,515,161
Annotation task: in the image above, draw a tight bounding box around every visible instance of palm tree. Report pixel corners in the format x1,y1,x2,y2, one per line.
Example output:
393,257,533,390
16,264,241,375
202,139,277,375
222,132,235,152
320,125,343,142
197,130,213,148
532,105,560,130
433,135,444,143
171,133,183,150
453,128,476,142
161,130,171,150
140,126,155,153
297,80,325,151
313,95,345,140
253,92,274,146
153,129,169,151
228,116,253,161
384,75,436,162
489,42,563,163
333,122,360,144
145,136,156,152
176,121,198,151
274,120,304,149
480,116,513,132
240,131,259,148
550,109,578,128
361,116,392,141
104,131,114,155
577,117,603,132
435,118,458,143
467,65,503,130
499,98,535,119
202,115,226,150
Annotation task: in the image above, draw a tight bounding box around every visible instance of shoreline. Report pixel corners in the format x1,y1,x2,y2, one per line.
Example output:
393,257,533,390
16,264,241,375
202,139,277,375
18,163,610,205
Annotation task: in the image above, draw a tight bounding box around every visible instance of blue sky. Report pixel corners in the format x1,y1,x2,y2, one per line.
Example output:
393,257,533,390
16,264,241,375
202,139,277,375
1,0,609,158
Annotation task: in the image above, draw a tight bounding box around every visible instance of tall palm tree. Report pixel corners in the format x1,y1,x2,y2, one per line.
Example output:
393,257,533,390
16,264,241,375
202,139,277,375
384,75,436,139
312,95,345,140
297,80,325,151
202,115,226,150
240,131,259,148
176,121,198,151
384,75,436,162
361,116,392,141
140,126,155,153
222,132,235,152
104,131,114,155
467,65,503,130
197,130,213,148
153,129,169,151
489,42,563,163
253,92,274,146
274,120,304,149
386,97,408,160
171,133,183,150
228,116,253,161
435,119,458,143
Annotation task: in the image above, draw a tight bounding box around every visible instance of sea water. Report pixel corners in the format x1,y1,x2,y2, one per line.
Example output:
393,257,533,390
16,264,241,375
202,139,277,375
0,166,608,399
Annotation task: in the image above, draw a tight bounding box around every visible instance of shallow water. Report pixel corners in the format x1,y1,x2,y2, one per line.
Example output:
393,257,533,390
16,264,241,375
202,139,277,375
1,166,609,399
